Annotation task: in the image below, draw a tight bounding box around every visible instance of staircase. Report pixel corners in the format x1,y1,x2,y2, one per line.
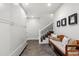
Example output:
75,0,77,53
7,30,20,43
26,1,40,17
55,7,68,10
39,23,53,44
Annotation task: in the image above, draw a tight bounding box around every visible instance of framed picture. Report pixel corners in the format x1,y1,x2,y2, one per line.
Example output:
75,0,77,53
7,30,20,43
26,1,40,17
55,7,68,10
68,13,77,25
61,18,67,26
57,20,60,27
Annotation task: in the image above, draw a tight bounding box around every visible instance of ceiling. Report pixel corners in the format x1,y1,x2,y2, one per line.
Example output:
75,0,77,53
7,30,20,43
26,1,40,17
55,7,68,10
21,3,63,19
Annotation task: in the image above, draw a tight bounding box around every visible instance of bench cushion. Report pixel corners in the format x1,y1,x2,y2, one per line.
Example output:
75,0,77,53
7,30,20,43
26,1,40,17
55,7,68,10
49,39,65,54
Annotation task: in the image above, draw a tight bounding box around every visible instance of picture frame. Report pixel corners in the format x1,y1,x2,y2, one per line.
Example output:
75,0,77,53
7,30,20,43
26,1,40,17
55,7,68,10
68,13,77,25
57,20,60,27
61,18,67,26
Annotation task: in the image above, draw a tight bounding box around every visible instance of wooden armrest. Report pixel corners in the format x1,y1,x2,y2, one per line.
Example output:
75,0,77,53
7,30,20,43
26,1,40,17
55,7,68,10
65,44,79,56
66,44,79,47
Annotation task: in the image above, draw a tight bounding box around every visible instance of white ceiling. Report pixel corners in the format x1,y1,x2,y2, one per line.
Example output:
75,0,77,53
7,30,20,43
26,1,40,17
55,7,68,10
21,3,63,19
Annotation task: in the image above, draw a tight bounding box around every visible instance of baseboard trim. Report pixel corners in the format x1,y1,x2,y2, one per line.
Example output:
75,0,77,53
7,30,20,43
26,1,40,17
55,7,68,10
9,41,27,56
19,44,28,56
27,38,39,40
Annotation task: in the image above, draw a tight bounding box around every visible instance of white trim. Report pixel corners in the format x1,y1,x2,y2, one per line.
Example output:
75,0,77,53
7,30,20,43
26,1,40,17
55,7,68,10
27,38,39,40
9,40,27,56
39,38,49,44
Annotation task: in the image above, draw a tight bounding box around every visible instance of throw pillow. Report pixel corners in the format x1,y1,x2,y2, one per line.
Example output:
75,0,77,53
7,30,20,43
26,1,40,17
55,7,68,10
62,37,70,47
51,34,57,38
57,35,64,41
52,37,61,41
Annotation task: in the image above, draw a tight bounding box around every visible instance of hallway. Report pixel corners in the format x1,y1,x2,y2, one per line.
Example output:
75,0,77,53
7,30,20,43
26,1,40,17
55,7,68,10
21,40,57,56
0,3,79,56
0,3,62,56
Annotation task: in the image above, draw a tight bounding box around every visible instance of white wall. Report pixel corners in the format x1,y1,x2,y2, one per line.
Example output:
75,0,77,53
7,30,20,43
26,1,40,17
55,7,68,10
53,3,79,39
26,19,40,39
26,15,53,40
0,3,11,56
0,3,27,56
9,4,27,56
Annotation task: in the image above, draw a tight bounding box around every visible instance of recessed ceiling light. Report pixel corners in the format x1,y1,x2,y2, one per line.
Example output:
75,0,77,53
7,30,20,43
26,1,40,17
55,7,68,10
50,13,53,18
0,3,4,6
31,16,34,18
47,3,52,7
14,3,19,5
50,14,53,16
25,3,29,6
